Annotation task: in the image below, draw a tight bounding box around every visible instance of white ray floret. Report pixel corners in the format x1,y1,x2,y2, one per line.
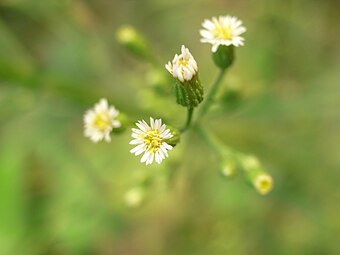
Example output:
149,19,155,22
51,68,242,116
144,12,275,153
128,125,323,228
83,98,121,143
165,45,198,83
130,117,173,165
200,15,246,52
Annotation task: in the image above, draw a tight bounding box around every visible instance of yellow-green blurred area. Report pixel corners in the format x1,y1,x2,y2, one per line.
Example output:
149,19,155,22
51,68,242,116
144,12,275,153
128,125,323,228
0,0,339,254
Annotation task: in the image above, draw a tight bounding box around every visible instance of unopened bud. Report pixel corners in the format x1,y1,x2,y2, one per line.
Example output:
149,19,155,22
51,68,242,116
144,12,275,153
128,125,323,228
240,155,273,195
116,25,152,61
220,160,237,178
254,174,273,195
124,187,145,208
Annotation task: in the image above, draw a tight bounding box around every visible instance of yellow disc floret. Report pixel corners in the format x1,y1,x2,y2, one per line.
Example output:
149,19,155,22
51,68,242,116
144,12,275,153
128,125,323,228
143,130,163,154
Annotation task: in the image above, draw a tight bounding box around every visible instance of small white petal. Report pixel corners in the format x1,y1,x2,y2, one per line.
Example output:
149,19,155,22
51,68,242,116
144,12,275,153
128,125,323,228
150,117,155,129
136,122,148,132
130,143,145,154
162,142,173,150
141,151,150,163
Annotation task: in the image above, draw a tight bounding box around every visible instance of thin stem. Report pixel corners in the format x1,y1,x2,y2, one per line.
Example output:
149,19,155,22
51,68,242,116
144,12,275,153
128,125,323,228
181,107,194,132
196,68,227,121
194,125,229,156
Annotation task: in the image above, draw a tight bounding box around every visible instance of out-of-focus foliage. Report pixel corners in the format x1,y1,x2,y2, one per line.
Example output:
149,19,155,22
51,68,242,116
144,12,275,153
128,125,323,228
0,0,339,254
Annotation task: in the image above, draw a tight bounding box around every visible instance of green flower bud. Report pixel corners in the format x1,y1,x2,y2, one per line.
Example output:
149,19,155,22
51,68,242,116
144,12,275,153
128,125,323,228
240,155,273,195
220,159,237,179
116,25,152,61
212,45,234,70
124,186,145,208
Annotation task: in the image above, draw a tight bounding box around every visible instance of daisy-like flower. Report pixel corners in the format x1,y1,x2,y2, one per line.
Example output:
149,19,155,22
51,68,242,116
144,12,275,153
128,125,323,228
83,98,121,143
200,15,246,52
130,117,173,165
165,45,198,83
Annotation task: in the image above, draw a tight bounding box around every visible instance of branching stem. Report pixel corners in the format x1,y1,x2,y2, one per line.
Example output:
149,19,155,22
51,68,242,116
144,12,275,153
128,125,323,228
196,68,227,121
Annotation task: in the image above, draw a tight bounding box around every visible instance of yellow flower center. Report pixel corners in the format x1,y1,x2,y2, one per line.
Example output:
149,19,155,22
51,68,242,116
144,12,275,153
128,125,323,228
143,130,163,154
93,113,111,131
178,58,189,67
213,22,232,40
255,175,273,195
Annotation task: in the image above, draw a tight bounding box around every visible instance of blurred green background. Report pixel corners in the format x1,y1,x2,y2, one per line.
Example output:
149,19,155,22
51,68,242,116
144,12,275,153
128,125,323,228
0,0,340,254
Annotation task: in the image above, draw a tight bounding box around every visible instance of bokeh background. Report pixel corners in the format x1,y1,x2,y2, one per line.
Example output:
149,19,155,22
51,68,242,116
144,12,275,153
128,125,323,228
1,0,340,254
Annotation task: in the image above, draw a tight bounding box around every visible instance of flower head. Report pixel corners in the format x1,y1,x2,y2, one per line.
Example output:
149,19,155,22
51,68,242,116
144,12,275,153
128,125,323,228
254,174,273,195
200,15,246,52
83,98,121,143
165,45,198,83
130,117,173,165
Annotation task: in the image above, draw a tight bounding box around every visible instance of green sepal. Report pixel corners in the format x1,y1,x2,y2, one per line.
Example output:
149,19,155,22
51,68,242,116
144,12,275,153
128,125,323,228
212,45,234,70
111,113,129,134
173,75,204,108
165,126,180,147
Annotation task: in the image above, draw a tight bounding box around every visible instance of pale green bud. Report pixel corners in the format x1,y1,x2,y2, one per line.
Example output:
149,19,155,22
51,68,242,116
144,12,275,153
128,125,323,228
116,25,152,61
240,155,273,195
124,187,145,208
220,159,237,179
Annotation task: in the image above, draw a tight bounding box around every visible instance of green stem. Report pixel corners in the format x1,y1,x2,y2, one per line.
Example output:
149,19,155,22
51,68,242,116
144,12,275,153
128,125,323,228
194,125,230,156
196,68,227,121
181,107,194,132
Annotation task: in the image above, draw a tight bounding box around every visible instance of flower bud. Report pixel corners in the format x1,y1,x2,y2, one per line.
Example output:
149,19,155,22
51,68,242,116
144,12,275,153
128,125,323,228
116,25,152,61
212,45,234,70
124,187,145,208
166,45,204,108
146,68,172,95
240,155,273,195
253,174,273,195
220,159,237,179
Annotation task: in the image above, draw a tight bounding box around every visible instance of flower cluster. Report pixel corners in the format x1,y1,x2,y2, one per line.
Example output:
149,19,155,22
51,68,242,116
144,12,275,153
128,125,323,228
83,15,274,196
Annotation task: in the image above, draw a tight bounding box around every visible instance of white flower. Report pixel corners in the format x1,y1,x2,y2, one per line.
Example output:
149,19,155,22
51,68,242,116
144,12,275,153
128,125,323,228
165,45,198,83
83,98,121,143
130,117,173,165
200,15,246,52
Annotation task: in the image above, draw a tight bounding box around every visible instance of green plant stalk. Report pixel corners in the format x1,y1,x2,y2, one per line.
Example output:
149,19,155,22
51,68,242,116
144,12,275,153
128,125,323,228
194,125,233,158
196,68,227,121
181,107,194,132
